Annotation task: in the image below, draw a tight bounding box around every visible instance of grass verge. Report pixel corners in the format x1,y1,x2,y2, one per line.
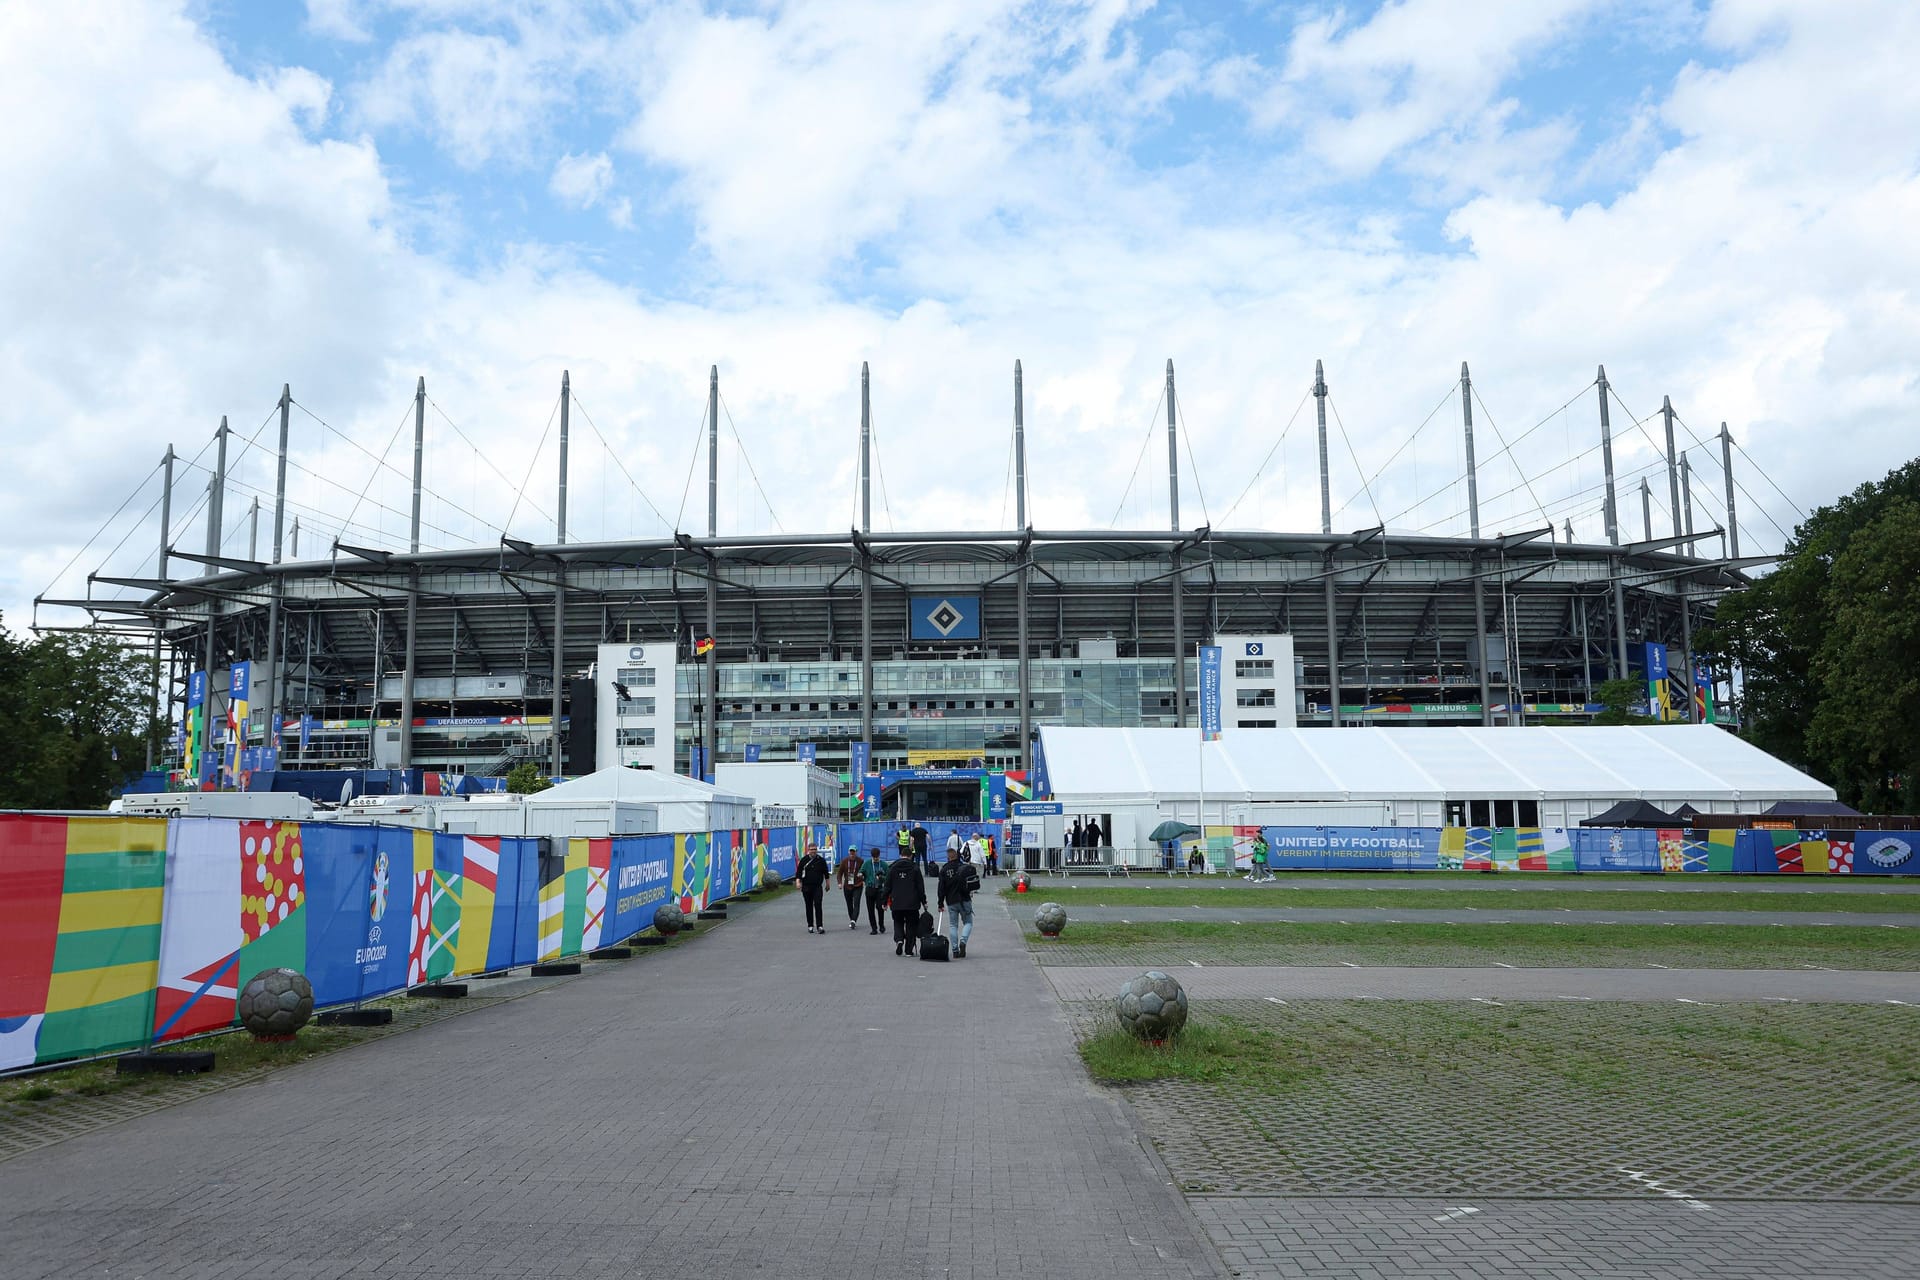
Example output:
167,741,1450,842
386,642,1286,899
1004,884,1920,913
1027,918,1920,968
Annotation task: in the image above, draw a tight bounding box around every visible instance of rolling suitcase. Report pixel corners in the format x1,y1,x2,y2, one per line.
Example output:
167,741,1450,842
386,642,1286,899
918,909,950,962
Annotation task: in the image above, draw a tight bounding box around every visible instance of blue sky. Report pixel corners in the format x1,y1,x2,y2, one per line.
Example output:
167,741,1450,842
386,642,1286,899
4,0,1918,624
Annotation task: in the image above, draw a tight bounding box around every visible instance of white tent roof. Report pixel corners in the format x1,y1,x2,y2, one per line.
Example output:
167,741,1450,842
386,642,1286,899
1038,725,1836,804
524,766,752,807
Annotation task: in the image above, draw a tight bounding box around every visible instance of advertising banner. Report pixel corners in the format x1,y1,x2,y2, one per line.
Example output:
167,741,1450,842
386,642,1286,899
1570,826,1662,872
766,827,798,882
850,740,869,780
1198,645,1223,741
606,834,674,942
797,743,817,764
184,670,207,772
1261,826,1443,871
744,744,761,763
862,774,882,818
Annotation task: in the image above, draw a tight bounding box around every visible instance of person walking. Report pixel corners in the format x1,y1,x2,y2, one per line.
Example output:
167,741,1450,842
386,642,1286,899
937,843,981,959
910,823,930,861
835,846,866,930
945,827,965,863
861,846,889,935
885,846,927,957
895,825,913,861
797,842,830,934
984,832,999,877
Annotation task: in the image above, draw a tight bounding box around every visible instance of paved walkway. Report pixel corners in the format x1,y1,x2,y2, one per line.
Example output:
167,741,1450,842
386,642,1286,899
1066,904,1920,927
1044,964,1920,1003
0,892,1224,1279
1191,1197,1920,1279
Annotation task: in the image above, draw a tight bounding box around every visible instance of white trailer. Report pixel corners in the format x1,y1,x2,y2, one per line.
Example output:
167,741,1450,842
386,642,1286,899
114,791,314,821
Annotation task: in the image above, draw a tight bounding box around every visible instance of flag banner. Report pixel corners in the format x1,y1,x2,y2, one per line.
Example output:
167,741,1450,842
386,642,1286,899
1198,646,1223,741
744,744,761,762
0,816,167,1069
797,743,817,764
672,832,712,915
694,636,714,656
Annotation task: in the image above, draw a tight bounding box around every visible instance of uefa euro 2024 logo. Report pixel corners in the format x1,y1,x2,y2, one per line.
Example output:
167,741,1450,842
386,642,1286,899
369,850,391,921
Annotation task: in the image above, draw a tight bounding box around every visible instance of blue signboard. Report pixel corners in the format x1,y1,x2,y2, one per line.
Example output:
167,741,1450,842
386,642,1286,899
1012,801,1064,816
744,744,761,762
862,774,882,818
908,595,981,642
797,742,817,764
850,740,869,778
1642,642,1668,681
1199,645,1223,741
1259,826,1442,871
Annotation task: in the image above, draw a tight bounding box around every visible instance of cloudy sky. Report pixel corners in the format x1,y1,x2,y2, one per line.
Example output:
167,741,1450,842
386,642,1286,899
5,0,1917,633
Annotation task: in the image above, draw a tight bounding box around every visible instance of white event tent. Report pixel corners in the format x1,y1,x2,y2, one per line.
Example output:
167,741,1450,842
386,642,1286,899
1037,725,1835,851
524,766,755,834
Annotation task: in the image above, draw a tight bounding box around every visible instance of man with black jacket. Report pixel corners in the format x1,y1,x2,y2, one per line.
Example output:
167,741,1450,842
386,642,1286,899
937,845,981,958
796,843,830,934
885,849,927,957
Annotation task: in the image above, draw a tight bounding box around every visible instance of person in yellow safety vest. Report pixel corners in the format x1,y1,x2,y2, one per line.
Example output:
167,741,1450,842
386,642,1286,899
895,825,912,858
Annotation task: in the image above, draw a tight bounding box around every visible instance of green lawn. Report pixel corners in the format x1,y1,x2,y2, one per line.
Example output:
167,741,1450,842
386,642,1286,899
1026,918,1920,969
1005,883,1920,913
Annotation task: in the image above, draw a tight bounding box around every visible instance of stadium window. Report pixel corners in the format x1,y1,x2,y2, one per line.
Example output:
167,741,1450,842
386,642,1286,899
1236,688,1276,708
616,727,656,748
1236,659,1274,679
1519,800,1540,826
618,695,656,716
1469,799,1491,827
1494,799,1516,827
616,666,656,687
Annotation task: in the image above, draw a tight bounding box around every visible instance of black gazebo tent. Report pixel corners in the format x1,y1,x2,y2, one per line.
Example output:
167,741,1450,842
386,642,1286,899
1580,799,1679,828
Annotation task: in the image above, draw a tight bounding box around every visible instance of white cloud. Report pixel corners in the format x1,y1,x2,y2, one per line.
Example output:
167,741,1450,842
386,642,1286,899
3,0,1919,637
549,149,613,208
354,25,565,166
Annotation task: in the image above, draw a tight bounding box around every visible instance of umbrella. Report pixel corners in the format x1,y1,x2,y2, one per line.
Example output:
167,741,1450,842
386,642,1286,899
1148,820,1201,843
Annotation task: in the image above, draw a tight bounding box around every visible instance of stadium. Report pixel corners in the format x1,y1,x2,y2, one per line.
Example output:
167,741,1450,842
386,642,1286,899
39,358,1774,819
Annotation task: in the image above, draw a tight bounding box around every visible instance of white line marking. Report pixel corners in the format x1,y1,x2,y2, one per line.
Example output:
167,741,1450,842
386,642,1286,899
1187,960,1203,968
1339,961,1361,968
1555,995,1593,1001
1647,962,1670,969
1762,997,1799,1003
1471,997,1504,1006
1888,999,1914,1007
1431,1206,1481,1223
1490,961,1516,968
1264,996,1288,1006
1801,964,1835,971
1676,998,1718,1006
1620,1169,1712,1211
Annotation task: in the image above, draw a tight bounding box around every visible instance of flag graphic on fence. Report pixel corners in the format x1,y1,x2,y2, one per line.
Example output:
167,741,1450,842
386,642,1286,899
237,820,308,996
451,837,500,975
674,833,711,915
407,831,461,984
153,818,242,1043
1,816,168,1068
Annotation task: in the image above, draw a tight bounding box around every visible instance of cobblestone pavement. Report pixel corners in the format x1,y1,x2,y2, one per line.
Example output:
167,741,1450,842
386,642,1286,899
1063,999,1920,1202
1065,904,1920,927
1045,964,1920,1001
0,964,602,1163
1190,1197,1920,1279
0,892,1225,1279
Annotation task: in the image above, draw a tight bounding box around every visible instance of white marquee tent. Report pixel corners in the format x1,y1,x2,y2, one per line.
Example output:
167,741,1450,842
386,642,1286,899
1037,724,1835,846
525,766,755,834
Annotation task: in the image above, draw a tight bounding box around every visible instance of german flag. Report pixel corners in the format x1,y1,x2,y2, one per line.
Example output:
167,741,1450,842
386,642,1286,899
694,636,715,656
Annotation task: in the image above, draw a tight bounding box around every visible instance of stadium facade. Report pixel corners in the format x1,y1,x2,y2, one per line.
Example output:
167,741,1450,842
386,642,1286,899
50,361,1765,814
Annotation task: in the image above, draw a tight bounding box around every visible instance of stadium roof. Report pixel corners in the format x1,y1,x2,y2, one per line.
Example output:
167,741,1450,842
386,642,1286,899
1037,725,1836,806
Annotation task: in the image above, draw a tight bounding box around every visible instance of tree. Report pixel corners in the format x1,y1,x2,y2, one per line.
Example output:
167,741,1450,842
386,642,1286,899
0,613,161,808
505,761,552,794
1591,677,1657,725
1804,498,1920,810
1699,459,1920,809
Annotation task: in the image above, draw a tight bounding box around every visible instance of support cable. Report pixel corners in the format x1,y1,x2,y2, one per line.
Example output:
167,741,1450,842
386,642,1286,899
1329,381,1455,525
293,399,503,535
717,390,785,533
338,401,419,546
1220,387,1311,526
569,390,674,533
502,392,563,538
1382,377,1595,527
1325,395,1383,527
1175,396,1212,528
1470,385,1552,530
868,409,896,532
429,396,554,529
1109,384,1168,528
38,459,163,605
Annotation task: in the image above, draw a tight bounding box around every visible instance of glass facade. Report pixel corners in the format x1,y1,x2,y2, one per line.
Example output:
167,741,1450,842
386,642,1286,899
674,656,1185,775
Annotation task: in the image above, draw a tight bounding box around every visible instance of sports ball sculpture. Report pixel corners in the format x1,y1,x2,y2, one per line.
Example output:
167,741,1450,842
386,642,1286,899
1034,901,1068,938
237,967,314,1040
653,903,687,936
760,868,783,891
1013,873,1032,894
1114,970,1189,1045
